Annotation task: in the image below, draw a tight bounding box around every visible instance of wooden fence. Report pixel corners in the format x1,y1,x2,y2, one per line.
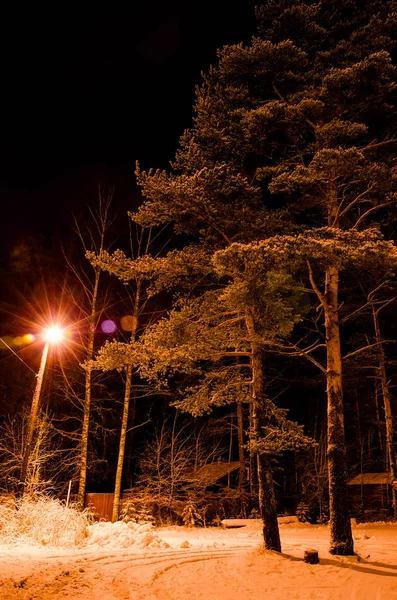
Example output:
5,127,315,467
84,493,118,521
84,492,135,521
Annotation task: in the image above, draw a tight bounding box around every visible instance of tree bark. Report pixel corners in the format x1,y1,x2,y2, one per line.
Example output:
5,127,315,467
246,312,281,552
257,450,281,550
112,364,133,522
77,267,101,508
249,401,258,498
112,304,140,522
77,368,92,508
324,266,354,555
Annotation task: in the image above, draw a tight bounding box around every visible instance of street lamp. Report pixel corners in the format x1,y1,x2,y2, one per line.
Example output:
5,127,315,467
20,326,64,490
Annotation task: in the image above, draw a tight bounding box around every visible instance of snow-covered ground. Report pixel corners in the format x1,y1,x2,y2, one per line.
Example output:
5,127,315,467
1,518,397,599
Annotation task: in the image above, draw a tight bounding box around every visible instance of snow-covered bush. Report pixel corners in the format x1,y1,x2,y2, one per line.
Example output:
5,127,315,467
120,498,154,524
0,494,91,547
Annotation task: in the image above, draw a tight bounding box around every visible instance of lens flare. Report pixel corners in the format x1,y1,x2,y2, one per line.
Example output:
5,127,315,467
120,315,138,332
43,327,64,343
101,320,117,334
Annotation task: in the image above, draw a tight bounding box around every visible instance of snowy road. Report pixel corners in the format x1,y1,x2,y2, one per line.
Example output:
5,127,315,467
0,546,249,599
1,521,397,599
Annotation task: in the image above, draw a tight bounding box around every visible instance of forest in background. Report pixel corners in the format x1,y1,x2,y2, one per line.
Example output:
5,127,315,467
1,0,397,555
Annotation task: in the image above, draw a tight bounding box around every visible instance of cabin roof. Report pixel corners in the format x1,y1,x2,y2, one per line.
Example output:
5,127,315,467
347,472,392,485
194,461,241,486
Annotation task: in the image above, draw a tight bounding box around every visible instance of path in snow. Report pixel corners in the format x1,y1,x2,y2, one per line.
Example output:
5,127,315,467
0,521,397,599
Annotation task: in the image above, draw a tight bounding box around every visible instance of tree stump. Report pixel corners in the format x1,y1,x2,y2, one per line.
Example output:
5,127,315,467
304,549,319,564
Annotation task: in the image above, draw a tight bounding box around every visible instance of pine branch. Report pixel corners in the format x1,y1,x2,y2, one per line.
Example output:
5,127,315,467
352,200,396,229
306,260,327,310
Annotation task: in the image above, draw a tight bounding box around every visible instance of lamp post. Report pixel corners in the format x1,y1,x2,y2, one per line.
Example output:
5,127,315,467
20,327,64,491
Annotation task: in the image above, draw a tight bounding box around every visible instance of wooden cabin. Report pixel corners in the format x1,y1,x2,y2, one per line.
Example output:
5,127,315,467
85,462,242,521
347,472,393,519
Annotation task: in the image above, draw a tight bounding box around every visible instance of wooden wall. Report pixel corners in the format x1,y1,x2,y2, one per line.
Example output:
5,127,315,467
84,493,114,521
348,484,391,518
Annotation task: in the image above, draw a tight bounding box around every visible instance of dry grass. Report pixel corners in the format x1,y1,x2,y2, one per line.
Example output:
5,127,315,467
0,494,92,547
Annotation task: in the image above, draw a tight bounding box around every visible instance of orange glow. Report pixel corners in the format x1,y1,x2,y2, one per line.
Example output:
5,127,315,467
23,333,35,343
43,327,64,343
120,315,138,332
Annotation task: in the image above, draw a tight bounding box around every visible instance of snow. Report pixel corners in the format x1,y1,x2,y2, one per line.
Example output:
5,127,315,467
1,519,397,599
86,520,170,549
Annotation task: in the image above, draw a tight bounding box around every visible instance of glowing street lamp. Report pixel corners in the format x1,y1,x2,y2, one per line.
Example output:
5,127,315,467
20,327,64,490
43,327,64,343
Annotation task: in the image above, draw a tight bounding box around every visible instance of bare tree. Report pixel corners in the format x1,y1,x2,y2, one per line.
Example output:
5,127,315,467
0,411,72,495
133,412,226,524
368,288,397,517
298,427,329,523
86,223,173,521
62,187,116,507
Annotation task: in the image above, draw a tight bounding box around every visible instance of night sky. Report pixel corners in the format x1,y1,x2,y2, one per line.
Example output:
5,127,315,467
0,2,258,262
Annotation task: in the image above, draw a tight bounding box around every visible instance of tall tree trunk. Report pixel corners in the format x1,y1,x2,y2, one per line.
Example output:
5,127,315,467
324,266,354,555
257,450,280,548
372,304,397,518
111,364,133,522
74,190,113,509
249,401,258,499
77,368,92,508
246,313,281,552
112,304,140,522
77,267,101,508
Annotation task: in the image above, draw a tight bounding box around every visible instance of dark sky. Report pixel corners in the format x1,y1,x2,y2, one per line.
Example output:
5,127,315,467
0,2,258,261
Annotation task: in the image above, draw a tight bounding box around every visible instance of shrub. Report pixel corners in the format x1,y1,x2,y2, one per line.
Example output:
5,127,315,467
182,499,205,527
119,499,154,524
0,494,92,547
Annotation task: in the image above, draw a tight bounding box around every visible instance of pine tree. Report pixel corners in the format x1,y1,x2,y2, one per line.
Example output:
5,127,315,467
132,0,397,554
78,0,397,552
91,236,313,550
132,264,312,550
